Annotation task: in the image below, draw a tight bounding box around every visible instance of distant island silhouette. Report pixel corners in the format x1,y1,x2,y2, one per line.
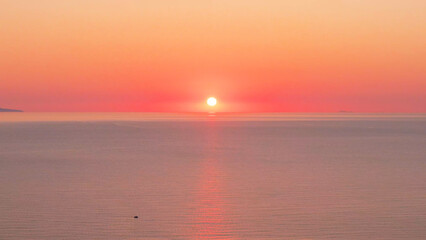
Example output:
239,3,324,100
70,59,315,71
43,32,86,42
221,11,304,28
0,107,23,112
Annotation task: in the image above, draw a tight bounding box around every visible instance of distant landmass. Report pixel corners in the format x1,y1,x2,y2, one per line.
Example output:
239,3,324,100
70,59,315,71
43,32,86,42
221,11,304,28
0,107,23,112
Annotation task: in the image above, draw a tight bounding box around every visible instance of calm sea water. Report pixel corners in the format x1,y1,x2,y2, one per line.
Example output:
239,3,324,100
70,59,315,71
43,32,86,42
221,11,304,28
0,113,425,239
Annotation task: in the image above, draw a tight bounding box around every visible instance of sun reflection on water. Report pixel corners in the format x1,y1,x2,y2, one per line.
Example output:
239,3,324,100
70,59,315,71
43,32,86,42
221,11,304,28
192,158,234,239
192,122,234,239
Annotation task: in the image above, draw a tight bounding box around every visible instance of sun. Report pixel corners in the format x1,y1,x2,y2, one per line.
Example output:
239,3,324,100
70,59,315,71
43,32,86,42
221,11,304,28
207,97,217,106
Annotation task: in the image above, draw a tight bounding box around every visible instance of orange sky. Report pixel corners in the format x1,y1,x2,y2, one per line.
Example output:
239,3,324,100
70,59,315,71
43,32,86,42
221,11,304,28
0,1,425,112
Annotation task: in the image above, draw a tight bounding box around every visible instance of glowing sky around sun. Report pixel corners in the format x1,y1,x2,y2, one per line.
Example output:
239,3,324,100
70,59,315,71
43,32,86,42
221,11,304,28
0,1,425,112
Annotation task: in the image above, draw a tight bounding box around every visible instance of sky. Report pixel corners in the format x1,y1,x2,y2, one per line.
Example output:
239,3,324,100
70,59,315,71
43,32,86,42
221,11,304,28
0,0,425,112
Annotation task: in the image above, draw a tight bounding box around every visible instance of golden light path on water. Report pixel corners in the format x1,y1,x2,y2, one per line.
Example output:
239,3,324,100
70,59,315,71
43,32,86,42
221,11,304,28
191,120,234,239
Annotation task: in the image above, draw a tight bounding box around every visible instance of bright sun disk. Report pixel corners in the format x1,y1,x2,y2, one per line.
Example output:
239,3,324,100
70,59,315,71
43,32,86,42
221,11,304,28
207,97,217,106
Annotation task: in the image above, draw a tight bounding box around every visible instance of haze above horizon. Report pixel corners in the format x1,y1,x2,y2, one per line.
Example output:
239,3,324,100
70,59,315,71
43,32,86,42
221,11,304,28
0,1,425,112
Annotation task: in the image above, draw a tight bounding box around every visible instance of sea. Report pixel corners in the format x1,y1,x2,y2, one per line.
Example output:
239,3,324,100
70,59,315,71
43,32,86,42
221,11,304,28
0,113,425,239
